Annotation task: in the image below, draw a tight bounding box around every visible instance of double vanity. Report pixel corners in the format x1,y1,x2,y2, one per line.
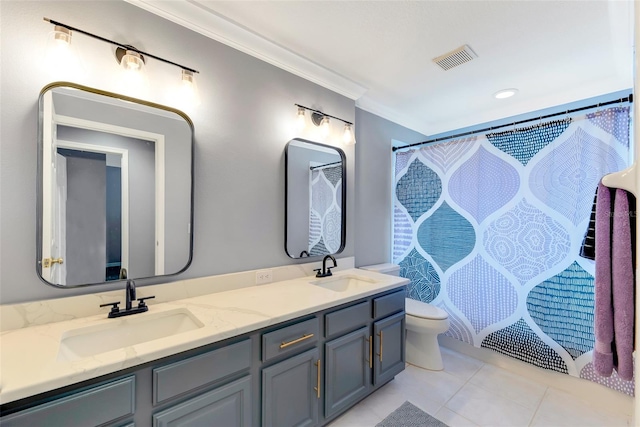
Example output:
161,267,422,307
0,268,408,426
6,82,400,426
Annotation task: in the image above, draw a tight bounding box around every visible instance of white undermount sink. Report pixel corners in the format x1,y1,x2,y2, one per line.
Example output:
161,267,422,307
57,308,204,361
308,274,378,292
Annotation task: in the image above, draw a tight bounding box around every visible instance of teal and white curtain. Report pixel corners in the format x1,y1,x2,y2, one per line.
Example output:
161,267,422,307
393,106,633,394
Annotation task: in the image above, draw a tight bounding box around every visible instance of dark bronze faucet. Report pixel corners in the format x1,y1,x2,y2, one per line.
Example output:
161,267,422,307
315,254,337,278
100,280,156,318
126,279,136,310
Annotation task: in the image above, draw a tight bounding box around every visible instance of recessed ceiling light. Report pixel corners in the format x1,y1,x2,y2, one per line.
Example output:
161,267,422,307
494,88,518,99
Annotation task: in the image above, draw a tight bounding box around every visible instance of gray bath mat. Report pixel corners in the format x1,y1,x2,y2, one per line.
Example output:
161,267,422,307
376,401,448,427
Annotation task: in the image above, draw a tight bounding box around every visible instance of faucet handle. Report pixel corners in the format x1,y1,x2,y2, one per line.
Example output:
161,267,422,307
325,267,334,276
100,301,121,316
137,296,155,308
313,268,322,277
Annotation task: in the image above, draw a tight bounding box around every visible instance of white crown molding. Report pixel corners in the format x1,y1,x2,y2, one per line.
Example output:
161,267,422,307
124,0,368,100
356,97,431,136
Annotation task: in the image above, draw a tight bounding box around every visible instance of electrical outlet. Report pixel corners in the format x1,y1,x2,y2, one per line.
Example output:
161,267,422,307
256,269,273,285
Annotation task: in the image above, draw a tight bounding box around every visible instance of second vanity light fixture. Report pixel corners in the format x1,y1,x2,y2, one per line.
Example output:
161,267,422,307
44,17,200,104
295,104,356,145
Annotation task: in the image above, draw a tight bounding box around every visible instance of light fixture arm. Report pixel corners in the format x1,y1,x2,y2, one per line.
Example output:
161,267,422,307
294,104,353,126
43,17,199,74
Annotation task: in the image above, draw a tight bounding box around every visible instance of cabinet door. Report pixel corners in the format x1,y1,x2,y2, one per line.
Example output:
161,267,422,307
153,375,251,427
373,312,405,385
262,348,320,427
324,326,371,419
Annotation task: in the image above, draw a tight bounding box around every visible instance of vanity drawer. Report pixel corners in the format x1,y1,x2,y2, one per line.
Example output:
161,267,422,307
153,339,251,405
373,289,405,319
0,376,135,427
325,301,370,338
262,317,319,362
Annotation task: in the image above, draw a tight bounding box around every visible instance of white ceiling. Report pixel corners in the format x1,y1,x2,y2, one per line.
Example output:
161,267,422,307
128,0,634,136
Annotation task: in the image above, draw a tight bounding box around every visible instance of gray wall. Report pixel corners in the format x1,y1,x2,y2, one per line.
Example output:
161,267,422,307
354,109,427,268
0,1,356,303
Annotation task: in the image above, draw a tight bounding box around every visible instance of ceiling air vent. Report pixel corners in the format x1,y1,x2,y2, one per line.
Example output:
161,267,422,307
433,45,477,71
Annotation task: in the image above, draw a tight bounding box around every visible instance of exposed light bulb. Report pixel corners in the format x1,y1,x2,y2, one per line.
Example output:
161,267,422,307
342,123,355,145
179,69,201,109
121,50,144,71
320,116,330,138
165,69,201,112
53,25,71,46
116,49,148,99
45,25,84,81
296,107,306,132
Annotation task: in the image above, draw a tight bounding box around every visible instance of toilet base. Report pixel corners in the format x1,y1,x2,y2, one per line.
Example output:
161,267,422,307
406,329,444,371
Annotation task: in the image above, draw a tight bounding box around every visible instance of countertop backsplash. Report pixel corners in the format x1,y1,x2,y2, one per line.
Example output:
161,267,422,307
0,257,355,332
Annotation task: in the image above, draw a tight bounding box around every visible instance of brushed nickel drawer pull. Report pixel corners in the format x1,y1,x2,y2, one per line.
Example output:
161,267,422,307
280,333,314,349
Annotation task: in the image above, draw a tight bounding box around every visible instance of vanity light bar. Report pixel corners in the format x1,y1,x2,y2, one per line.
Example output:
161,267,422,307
294,104,353,126
43,17,199,74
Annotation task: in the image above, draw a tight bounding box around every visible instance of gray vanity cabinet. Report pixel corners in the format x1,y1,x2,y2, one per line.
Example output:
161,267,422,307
324,326,371,418
261,348,320,427
151,338,253,427
321,289,405,423
1,287,406,427
152,375,252,427
373,311,405,386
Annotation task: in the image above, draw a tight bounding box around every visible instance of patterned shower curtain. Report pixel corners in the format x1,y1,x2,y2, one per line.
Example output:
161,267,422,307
309,165,342,256
393,106,634,395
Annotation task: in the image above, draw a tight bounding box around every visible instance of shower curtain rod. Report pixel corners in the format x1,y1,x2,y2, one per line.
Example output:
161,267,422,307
392,94,633,152
310,161,342,170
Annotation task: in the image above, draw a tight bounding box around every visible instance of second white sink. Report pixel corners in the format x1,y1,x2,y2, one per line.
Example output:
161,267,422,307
57,308,204,361
309,275,378,292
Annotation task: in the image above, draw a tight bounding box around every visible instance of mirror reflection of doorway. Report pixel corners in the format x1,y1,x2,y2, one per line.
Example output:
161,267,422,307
56,148,113,284
105,157,122,280
54,136,133,286
55,149,127,282
40,85,178,288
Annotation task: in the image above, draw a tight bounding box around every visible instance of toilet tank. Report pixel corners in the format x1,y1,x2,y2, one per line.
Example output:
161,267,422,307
360,263,401,277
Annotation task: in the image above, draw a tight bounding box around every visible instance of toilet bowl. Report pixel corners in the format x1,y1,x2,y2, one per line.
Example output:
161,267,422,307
404,298,449,370
360,263,450,371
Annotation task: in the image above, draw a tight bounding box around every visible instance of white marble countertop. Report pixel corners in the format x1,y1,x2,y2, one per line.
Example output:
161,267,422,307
0,268,408,405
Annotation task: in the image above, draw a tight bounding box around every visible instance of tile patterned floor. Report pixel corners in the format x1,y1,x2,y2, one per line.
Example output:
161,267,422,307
328,348,631,427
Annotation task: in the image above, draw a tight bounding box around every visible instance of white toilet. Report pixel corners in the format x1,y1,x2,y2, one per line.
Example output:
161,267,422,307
360,263,450,371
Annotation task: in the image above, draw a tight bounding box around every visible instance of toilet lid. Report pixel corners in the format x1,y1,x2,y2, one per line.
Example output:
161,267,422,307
405,298,448,320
